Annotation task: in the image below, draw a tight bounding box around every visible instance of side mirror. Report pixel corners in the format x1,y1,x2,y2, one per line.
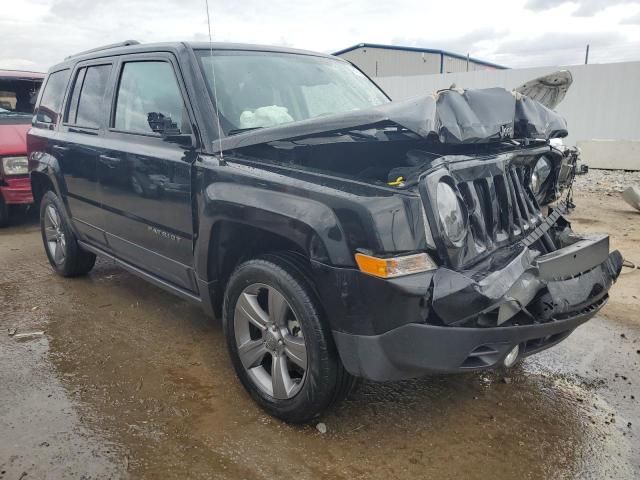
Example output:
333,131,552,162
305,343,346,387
147,112,193,147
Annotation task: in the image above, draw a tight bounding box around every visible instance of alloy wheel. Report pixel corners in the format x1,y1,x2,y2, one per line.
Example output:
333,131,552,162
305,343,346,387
233,283,308,399
43,204,66,265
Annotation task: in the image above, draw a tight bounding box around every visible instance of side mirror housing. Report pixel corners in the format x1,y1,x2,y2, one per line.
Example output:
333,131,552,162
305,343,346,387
163,132,193,147
146,112,194,147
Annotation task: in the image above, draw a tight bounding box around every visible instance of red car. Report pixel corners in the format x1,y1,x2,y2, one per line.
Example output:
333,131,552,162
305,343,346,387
0,70,45,226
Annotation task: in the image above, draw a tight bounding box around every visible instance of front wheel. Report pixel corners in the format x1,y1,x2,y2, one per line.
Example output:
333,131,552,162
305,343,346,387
40,191,96,277
223,253,356,423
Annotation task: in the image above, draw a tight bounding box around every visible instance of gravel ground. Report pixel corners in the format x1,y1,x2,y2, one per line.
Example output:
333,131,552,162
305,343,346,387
574,168,640,195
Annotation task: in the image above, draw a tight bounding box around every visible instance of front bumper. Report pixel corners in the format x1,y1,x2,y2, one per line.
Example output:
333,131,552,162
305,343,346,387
323,235,622,381
0,176,33,205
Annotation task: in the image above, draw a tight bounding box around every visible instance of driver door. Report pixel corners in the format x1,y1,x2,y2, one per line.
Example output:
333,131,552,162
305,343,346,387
97,54,197,293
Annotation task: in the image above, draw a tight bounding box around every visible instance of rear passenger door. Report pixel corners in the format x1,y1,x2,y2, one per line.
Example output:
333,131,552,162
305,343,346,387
97,54,197,292
57,61,114,245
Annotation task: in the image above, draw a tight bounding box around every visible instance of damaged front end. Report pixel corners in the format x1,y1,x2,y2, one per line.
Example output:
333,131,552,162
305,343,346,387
212,74,621,381
332,147,622,381
419,148,623,366
515,71,579,206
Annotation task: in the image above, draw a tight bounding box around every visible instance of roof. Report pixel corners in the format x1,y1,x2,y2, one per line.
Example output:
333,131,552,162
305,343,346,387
187,42,337,59
332,43,507,70
53,41,340,71
0,69,46,79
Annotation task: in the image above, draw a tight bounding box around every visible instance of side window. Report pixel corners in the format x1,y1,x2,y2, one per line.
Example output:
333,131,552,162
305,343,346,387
65,68,86,124
66,64,111,128
35,69,70,124
113,61,186,135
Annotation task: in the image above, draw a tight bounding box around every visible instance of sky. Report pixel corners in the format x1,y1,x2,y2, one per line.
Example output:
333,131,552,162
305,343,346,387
2,0,640,72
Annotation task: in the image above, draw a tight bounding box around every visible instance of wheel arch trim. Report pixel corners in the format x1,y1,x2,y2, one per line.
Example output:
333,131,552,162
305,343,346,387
195,182,354,284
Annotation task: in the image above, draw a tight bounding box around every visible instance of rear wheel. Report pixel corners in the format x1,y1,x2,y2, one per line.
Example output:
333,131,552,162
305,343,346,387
40,191,96,277
223,252,356,423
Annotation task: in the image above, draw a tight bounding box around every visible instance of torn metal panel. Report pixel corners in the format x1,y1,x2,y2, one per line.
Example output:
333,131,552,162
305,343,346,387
435,88,518,143
515,70,573,109
534,141,580,207
213,88,568,153
514,94,569,140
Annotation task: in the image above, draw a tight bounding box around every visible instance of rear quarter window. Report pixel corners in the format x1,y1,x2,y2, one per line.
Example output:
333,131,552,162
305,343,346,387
65,64,112,129
35,69,70,124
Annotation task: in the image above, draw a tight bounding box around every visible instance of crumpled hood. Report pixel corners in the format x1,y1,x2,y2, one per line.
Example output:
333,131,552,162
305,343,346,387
213,87,568,153
515,70,573,109
0,122,30,156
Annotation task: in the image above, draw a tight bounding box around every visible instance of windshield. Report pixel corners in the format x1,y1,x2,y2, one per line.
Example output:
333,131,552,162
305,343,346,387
0,77,42,115
197,51,389,134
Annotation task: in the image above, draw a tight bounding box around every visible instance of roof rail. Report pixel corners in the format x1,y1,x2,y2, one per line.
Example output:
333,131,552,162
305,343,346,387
65,40,140,60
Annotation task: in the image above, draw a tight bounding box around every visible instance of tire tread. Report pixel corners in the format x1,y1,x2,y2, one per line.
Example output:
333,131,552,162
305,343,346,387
40,191,96,277
223,251,355,423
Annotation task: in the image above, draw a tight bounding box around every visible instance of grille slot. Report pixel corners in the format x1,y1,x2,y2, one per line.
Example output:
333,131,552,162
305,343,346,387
456,164,543,251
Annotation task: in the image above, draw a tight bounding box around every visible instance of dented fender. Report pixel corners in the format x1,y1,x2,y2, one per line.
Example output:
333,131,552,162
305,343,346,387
193,155,430,286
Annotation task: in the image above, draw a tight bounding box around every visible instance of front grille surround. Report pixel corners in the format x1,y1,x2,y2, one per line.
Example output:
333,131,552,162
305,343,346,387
419,148,553,270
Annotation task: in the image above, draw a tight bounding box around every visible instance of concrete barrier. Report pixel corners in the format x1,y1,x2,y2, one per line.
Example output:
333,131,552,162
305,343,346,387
577,140,640,171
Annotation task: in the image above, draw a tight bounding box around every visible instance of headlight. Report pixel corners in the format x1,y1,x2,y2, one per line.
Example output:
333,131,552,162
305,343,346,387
355,252,437,278
436,181,466,243
531,156,552,193
1,156,29,176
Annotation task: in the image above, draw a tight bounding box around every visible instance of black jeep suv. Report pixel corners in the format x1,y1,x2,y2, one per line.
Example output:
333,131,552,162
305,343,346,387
28,41,622,423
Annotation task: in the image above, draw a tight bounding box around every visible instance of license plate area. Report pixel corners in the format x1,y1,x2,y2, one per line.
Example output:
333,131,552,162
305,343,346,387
535,234,609,280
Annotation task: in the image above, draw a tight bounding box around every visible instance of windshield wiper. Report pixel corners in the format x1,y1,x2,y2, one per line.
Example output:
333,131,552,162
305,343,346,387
228,127,264,136
343,130,378,141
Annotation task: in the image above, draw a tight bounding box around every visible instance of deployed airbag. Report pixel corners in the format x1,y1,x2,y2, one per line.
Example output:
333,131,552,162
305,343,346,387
240,105,294,129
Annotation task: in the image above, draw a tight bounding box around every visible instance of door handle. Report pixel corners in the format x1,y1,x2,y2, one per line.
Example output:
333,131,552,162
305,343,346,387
99,154,122,167
52,145,69,153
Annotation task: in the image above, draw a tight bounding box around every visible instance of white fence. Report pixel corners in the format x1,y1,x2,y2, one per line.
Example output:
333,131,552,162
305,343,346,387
375,62,640,170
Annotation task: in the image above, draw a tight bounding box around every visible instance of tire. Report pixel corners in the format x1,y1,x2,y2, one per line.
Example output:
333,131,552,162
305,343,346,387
223,252,356,423
40,190,96,277
0,196,9,227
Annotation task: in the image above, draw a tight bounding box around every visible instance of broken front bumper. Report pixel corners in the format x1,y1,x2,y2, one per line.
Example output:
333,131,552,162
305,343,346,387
324,234,622,381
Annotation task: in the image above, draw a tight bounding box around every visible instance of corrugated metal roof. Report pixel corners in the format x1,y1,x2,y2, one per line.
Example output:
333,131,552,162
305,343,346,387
333,43,507,70
0,70,46,79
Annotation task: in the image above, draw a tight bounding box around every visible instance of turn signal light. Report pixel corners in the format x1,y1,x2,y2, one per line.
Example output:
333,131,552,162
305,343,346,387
354,252,437,279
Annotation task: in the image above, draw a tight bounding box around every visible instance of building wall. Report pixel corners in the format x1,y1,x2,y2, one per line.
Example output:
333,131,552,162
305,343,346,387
375,61,640,150
339,47,441,78
441,55,488,73
337,47,496,78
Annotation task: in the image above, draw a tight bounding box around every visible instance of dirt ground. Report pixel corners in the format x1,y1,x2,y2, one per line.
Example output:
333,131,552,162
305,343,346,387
1,178,639,480
569,171,640,328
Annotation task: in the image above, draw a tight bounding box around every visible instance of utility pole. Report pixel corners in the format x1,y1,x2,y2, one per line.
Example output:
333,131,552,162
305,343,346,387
466,52,470,72
585,44,590,64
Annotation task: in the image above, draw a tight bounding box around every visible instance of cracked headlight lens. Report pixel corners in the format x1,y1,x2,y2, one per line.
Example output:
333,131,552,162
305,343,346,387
531,156,552,193
436,181,466,243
